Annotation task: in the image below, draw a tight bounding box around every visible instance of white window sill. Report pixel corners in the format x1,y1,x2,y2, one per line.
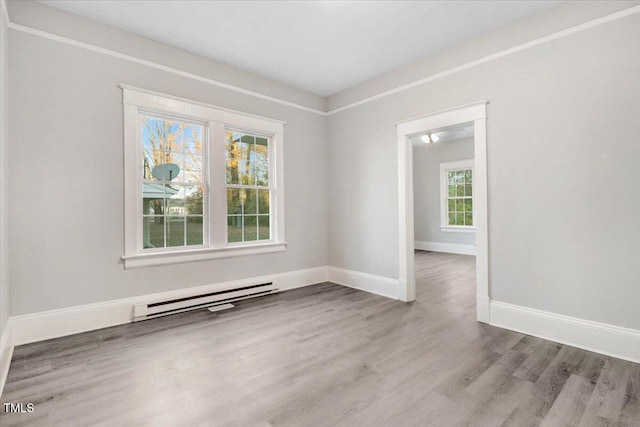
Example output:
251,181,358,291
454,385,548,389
122,242,287,269
440,227,476,234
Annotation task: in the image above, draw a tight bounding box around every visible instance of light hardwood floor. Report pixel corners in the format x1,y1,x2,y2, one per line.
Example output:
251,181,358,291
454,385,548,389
1,251,638,426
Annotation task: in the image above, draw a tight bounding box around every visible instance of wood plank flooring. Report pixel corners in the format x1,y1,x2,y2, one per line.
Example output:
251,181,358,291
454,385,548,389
1,251,638,426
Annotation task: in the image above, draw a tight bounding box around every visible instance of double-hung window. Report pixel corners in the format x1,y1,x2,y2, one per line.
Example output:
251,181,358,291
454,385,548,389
141,115,206,249
122,86,286,268
225,131,271,243
440,160,475,231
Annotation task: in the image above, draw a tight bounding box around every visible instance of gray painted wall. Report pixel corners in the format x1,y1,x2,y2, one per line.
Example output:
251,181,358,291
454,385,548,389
328,7,640,330
7,6,328,315
413,137,475,246
1,5,9,336
4,0,640,337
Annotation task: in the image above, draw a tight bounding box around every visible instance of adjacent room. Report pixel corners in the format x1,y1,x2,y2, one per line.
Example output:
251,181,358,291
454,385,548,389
0,1,638,425
412,123,478,329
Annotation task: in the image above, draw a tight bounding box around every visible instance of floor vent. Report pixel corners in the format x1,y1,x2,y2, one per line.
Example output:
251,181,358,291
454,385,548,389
133,282,278,321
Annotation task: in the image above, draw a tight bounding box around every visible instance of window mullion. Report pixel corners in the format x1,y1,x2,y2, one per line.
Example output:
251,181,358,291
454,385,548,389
273,131,285,243
209,121,227,249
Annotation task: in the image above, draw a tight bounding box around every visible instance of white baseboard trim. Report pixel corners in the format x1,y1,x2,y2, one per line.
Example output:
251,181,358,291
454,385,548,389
415,241,477,255
274,266,329,291
1,319,14,397
11,297,138,347
328,266,399,300
490,301,640,364
9,266,328,348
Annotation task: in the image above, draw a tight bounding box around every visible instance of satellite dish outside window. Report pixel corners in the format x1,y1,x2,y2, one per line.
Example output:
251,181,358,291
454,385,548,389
151,163,180,181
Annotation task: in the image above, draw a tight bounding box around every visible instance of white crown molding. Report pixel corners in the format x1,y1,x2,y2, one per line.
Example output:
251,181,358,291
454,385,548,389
6,21,327,116
5,5,640,117
327,5,640,115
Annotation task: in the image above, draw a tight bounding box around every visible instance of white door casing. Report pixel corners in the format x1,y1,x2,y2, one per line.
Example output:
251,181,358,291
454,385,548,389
396,101,489,323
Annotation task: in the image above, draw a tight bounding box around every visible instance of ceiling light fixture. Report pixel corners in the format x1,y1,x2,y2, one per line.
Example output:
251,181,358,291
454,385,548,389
421,135,431,144
430,133,440,142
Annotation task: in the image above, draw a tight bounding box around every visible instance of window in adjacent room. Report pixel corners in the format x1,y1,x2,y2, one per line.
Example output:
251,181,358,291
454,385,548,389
122,86,286,268
440,160,474,230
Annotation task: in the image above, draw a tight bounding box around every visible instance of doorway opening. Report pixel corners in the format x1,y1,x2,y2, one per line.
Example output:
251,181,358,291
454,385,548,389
396,102,489,322
411,123,477,315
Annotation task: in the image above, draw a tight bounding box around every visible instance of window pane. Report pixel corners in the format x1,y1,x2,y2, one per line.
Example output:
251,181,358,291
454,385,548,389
239,135,256,185
142,152,155,180
184,124,203,154
143,216,164,248
456,213,464,225
142,183,165,215
164,152,184,182
255,138,269,186
465,184,472,197
183,153,203,183
464,199,472,212
142,117,185,182
465,170,472,183
465,212,473,226
243,189,257,214
448,171,456,185
186,217,203,246
144,150,183,181
447,199,455,213
455,171,465,184
258,215,270,240
185,186,204,215
227,216,242,242
142,117,182,152
448,213,455,225
456,185,465,197
227,188,242,215
226,132,240,184
455,199,464,212
142,117,204,186
243,216,258,242
258,190,270,214
166,217,185,247
448,185,456,197
166,188,185,216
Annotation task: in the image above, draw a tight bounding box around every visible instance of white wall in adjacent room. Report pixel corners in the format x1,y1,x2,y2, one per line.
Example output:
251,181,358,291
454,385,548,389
413,136,475,247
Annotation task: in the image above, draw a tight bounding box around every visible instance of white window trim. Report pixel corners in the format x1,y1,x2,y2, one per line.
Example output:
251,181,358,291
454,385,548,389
440,159,476,233
121,85,286,269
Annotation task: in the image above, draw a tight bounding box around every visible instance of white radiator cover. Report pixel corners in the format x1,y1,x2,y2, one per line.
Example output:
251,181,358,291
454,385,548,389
133,282,278,321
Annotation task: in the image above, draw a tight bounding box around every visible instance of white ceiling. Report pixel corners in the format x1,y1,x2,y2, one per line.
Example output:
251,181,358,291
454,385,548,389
39,0,562,97
412,123,474,145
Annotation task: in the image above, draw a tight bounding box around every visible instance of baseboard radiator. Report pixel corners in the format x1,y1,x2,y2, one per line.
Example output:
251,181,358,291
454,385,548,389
133,282,278,321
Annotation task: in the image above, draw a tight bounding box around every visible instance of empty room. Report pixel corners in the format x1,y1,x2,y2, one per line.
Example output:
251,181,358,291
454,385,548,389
0,1,639,426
